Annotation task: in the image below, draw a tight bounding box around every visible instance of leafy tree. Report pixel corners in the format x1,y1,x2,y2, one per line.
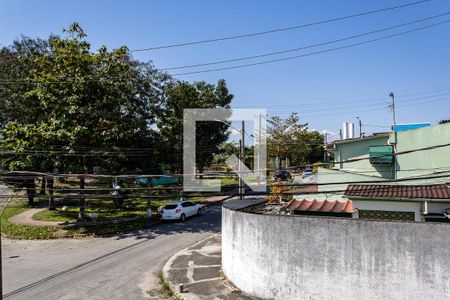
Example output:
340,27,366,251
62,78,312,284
212,142,255,171
267,113,323,167
307,130,325,163
158,80,233,173
0,23,169,215
0,36,50,129
0,36,52,205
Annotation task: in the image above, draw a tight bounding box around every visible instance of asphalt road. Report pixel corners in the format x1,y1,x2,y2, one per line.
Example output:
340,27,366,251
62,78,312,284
2,203,222,300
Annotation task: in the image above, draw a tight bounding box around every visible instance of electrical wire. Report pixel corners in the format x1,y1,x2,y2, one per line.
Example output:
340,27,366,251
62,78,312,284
162,12,450,70
1,11,448,84
171,19,450,76
1,141,450,179
130,0,432,51
232,86,450,109
0,172,449,199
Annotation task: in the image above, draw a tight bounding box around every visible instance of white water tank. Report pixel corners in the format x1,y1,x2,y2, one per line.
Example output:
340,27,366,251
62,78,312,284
342,122,355,140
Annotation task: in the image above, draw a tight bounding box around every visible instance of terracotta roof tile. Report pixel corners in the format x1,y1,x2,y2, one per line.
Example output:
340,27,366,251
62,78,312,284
286,199,354,213
345,184,450,199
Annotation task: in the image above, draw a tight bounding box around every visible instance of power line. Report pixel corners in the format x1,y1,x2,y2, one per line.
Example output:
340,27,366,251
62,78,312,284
1,15,449,84
2,141,450,178
233,86,450,109
264,91,450,117
162,12,450,70
171,19,450,76
130,0,432,52
0,172,449,196
1,167,449,190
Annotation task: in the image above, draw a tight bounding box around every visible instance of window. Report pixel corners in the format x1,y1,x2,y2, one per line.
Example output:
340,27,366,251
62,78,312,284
164,204,178,210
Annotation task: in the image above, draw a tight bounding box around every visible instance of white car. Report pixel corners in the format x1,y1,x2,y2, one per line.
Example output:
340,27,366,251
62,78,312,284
161,200,205,221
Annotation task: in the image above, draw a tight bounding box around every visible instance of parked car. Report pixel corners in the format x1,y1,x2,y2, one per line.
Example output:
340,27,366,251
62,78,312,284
274,169,291,181
161,200,205,221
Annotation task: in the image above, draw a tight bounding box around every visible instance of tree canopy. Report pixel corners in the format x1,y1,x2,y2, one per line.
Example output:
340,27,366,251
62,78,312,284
158,80,233,173
0,24,171,175
0,23,234,179
267,113,324,167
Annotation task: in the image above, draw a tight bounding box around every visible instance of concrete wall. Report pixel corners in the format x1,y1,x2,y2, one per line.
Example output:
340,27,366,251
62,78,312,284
222,207,450,300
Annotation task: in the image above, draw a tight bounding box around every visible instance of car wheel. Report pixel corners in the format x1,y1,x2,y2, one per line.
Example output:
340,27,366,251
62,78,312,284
197,208,203,215
180,213,186,222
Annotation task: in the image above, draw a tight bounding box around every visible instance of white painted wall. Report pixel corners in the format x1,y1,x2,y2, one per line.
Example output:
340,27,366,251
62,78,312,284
352,200,421,221
222,207,450,300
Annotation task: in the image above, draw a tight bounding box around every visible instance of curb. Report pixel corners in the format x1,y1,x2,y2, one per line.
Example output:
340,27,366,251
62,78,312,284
162,234,220,300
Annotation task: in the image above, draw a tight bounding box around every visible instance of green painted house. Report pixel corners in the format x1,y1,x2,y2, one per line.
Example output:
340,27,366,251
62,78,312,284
294,122,450,222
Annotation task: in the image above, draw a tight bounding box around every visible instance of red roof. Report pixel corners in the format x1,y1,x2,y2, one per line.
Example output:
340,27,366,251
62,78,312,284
345,184,450,199
286,199,354,213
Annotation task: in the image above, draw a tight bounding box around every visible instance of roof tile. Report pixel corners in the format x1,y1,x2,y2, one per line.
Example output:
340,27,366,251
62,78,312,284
287,199,354,213
345,184,450,199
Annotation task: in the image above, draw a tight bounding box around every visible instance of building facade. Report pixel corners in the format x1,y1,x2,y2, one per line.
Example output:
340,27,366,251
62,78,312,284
294,122,450,222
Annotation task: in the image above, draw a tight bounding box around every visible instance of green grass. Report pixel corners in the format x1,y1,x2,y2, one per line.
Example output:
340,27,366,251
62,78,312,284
0,198,160,239
1,200,72,239
220,176,239,187
159,271,182,300
32,202,147,223
1,176,215,240
1,193,212,239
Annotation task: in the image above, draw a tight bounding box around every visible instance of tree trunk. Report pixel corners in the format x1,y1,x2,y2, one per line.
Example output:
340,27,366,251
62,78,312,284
25,178,36,206
198,166,204,179
47,177,55,210
79,177,85,220
40,177,46,195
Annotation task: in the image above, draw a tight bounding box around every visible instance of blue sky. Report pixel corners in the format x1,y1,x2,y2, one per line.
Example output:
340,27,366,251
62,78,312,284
1,0,450,140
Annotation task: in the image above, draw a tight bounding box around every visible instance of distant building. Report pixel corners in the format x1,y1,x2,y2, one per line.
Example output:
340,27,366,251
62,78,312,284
294,122,450,222
393,122,431,132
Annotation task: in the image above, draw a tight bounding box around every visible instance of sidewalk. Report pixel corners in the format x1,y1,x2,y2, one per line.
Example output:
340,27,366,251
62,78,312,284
9,208,62,226
163,234,257,300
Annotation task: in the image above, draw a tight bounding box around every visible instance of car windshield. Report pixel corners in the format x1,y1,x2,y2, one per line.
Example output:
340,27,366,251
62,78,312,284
164,204,178,210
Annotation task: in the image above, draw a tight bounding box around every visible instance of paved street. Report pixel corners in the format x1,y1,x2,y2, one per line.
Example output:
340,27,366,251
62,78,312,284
163,234,256,300
2,203,222,300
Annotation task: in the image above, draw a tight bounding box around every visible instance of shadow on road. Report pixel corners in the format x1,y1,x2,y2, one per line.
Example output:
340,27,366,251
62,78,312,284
112,203,222,241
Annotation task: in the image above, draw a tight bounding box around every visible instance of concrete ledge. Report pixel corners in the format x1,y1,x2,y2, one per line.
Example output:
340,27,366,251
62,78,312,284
222,198,266,211
222,206,450,300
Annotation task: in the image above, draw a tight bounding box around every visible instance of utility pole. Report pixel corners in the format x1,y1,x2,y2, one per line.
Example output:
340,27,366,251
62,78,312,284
239,120,245,200
356,117,362,138
389,92,397,179
323,132,328,162
389,92,397,136
257,114,262,185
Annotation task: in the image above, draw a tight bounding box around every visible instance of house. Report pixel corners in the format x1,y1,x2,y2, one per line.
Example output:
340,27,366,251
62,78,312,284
293,122,450,222
345,183,450,221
